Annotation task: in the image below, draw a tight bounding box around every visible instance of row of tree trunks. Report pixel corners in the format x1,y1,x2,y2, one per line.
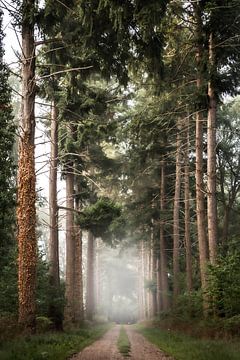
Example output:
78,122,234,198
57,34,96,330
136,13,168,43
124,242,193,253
18,0,85,331
194,2,218,313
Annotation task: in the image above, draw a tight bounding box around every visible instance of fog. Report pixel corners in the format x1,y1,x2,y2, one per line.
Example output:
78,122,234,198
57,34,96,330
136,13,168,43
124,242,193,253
85,240,139,324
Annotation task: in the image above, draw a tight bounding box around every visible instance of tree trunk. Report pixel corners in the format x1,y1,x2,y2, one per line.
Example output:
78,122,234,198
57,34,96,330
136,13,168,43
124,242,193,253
194,2,209,312
151,227,158,316
156,257,162,313
95,238,101,315
64,168,75,324
145,245,151,318
159,161,170,311
74,182,84,323
86,230,95,320
48,100,62,329
142,240,147,319
184,116,193,293
17,0,37,333
137,242,144,320
207,32,218,265
173,126,182,302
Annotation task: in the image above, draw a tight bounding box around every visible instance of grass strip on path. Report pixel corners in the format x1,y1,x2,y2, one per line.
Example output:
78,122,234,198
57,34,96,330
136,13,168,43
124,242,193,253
117,326,131,357
0,323,112,360
135,324,240,360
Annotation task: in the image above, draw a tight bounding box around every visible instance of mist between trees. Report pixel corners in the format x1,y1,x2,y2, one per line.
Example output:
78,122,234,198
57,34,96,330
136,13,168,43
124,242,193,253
0,0,240,339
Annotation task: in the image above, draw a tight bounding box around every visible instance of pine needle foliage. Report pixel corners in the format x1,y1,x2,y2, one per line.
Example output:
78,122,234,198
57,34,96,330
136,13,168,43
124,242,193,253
0,11,16,268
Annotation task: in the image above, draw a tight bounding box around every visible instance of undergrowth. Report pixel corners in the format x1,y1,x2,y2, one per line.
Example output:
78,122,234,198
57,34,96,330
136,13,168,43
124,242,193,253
135,323,240,360
0,323,112,360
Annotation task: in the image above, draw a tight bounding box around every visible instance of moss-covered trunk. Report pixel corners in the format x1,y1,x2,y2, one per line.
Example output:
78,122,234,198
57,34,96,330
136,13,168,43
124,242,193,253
17,0,37,333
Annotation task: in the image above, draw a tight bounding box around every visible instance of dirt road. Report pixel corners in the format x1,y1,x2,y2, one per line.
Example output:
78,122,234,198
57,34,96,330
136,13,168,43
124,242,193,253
72,325,174,360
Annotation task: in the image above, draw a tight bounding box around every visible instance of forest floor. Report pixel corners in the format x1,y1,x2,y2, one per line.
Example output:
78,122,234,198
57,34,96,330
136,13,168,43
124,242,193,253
71,324,174,360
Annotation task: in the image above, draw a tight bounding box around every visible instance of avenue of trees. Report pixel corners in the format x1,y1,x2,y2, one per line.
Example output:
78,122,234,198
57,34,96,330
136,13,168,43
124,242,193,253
1,0,240,336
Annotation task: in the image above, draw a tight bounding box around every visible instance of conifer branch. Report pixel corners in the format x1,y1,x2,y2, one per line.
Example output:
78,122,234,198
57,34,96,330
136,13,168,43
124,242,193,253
38,66,93,79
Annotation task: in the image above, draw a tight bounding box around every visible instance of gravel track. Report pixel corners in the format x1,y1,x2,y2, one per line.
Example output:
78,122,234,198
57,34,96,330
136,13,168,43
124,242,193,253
71,324,174,360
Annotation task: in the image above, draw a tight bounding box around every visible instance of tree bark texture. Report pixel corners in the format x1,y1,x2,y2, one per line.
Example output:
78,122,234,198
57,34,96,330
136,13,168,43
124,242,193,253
173,127,182,301
151,227,158,317
184,117,193,293
64,169,75,324
137,242,144,320
194,3,209,310
49,101,60,287
156,257,162,313
95,238,101,314
74,182,84,323
17,0,37,333
86,230,95,320
159,161,170,311
207,32,218,265
48,100,62,329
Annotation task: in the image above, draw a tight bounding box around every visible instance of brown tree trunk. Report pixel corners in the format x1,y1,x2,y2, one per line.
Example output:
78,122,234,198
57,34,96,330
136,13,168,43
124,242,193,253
207,32,218,265
137,242,144,320
184,117,193,293
86,231,95,320
48,100,62,329
74,182,84,323
142,240,147,319
151,227,158,317
146,245,151,318
95,238,101,315
64,168,75,324
173,126,182,302
156,257,162,313
159,161,170,311
194,2,209,312
17,0,37,333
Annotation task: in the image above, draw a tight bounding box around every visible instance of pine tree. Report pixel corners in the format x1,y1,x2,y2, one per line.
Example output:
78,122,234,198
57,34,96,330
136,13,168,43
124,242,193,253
17,0,37,333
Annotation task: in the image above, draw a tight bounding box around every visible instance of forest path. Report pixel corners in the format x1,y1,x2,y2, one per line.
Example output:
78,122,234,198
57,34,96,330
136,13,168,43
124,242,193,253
71,324,174,360
71,325,124,360
125,325,174,360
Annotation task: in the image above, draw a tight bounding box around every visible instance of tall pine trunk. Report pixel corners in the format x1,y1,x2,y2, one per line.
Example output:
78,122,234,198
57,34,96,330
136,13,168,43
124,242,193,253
207,32,217,265
173,126,182,302
142,240,147,318
95,238,101,315
86,231,95,320
64,167,75,324
159,161,170,311
194,2,208,312
17,0,37,333
151,227,158,316
145,245,151,318
137,242,144,320
156,257,162,313
48,100,62,329
184,116,193,293
74,182,84,323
